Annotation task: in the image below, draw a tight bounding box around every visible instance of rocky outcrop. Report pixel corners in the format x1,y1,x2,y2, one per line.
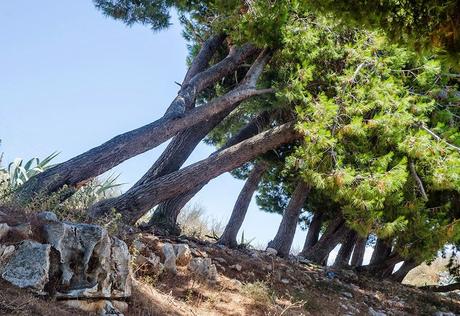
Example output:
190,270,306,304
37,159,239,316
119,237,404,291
0,211,132,315
1,240,50,292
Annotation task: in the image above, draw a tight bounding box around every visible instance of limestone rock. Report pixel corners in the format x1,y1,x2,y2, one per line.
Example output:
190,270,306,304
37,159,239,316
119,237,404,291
162,243,177,274
266,247,278,256
188,257,218,283
230,263,242,272
0,223,10,240
173,244,192,266
1,240,50,291
0,244,15,259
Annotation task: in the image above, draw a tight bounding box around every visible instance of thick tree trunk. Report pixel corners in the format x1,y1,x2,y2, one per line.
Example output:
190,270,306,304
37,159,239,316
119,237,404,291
357,252,402,278
300,216,348,264
350,235,367,267
390,259,419,283
266,181,311,257
333,229,357,268
217,162,268,248
89,122,301,223
17,42,258,202
370,238,392,265
144,110,272,233
300,212,323,254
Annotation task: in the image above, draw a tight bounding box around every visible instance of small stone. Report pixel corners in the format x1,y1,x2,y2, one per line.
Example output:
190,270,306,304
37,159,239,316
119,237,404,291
1,240,50,292
162,243,177,274
188,257,218,283
0,245,15,259
230,263,242,272
434,312,456,316
0,223,10,240
368,307,387,316
266,248,278,256
342,291,353,298
281,278,290,284
173,244,192,266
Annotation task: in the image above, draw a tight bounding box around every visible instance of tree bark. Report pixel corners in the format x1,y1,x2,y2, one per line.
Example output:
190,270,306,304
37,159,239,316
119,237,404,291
300,212,323,254
300,216,348,264
217,161,268,248
390,259,419,283
333,229,357,268
266,181,311,257
357,252,402,278
370,238,392,265
17,43,258,202
89,122,301,223
350,235,367,267
144,110,273,233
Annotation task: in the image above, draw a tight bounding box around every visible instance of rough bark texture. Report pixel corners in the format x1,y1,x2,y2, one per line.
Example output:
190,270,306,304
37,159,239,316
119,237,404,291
333,229,357,268
17,43,257,202
301,212,323,254
370,238,392,265
145,110,273,233
266,181,311,257
390,259,419,283
301,216,348,264
357,252,402,278
89,122,301,223
350,235,367,267
217,162,268,248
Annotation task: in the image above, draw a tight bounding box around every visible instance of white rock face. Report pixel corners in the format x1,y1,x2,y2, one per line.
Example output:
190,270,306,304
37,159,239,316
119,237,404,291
1,240,50,291
162,243,177,274
0,212,132,300
188,257,218,283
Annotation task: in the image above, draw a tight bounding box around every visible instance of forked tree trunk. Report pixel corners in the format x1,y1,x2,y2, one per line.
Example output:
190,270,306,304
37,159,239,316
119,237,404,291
217,161,268,248
89,122,300,223
350,235,367,267
145,110,272,233
266,181,311,257
17,42,258,202
301,216,348,264
333,229,357,268
300,212,323,254
390,259,419,283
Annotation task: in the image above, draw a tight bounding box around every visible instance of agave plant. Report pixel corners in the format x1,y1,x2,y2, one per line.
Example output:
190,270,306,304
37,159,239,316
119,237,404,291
6,152,59,189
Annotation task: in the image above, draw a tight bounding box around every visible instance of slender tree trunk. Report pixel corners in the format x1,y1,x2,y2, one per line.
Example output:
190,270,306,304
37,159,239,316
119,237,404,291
370,238,392,265
300,212,323,254
301,216,348,264
350,235,367,267
144,110,272,233
266,181,311,257
390,259,419,283
333,229,357,268
89,122,301,223
217,162,268,248
17,42,258,202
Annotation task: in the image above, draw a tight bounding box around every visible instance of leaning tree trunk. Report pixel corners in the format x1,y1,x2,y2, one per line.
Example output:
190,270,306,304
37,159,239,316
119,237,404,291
350,235,368,267
144,110,273,233
357,252,402,278
217,161,268,248
333,229,357,268
370,238,392,265
300,216,348,264
89,122,301,223
17,41,258,202
389,259,419,283
300,212,323,254
266,181,311,257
